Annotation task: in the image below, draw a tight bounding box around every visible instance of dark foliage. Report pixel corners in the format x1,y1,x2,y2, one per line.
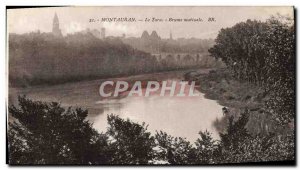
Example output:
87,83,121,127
8,96,110,164
209,16,295,126
8,96,294,165
106,115,155,164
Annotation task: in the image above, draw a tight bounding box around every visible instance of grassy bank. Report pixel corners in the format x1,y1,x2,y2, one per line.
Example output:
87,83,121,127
186,68,292,136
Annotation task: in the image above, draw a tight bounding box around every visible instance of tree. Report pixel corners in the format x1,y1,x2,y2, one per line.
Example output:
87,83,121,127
194,130,219,164
106,115,156,164
155,131,196,164
209,16,295,125
263,16,295,126
8,96,110,164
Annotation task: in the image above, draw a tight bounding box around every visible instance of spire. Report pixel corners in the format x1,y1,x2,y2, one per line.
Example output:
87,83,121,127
53,12,59,23
52,12,62,37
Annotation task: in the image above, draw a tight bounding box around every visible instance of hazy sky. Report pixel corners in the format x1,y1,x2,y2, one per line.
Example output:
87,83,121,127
7,6,293,39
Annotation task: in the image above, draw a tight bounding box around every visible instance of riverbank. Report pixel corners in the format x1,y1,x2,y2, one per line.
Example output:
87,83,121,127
9,68,204,105
185,68,282,135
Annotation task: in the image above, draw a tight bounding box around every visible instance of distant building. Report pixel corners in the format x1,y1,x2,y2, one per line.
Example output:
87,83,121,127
141,30,150,39
52,13,62,37
150,31,160,40
139,30,162,53
101,27,106,38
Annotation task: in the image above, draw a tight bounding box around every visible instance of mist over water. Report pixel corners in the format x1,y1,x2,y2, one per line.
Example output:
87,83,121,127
89,78,223,142
10,70,224,142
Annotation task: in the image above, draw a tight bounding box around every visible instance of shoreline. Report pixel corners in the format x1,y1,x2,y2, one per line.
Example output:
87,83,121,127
186,68,293,136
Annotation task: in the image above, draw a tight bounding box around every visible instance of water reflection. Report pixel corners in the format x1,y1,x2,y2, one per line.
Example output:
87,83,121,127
10,70,224,142
90,79,223,142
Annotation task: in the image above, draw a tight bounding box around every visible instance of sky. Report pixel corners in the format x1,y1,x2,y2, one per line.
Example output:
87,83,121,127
7,6,294,39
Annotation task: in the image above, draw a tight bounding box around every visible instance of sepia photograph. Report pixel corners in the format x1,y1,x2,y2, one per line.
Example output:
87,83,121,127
6,6,295,165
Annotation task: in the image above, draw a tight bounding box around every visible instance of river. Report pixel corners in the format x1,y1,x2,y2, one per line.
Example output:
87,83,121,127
9,69,224,142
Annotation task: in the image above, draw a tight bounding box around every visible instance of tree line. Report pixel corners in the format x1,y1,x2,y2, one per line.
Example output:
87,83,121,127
8,96,294,164
9,31,219,87
9,32,159,87
209,15,295,126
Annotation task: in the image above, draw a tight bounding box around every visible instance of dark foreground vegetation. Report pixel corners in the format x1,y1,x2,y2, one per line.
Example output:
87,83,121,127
8,96,294,165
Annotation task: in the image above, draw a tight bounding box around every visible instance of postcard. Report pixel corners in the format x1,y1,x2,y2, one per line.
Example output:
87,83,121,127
6,6,295,165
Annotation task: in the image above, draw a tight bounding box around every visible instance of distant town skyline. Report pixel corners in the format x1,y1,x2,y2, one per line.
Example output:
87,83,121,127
7,6,293,39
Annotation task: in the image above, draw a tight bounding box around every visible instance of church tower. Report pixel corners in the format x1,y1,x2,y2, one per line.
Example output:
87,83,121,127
52,13,62,37
169,30,173,40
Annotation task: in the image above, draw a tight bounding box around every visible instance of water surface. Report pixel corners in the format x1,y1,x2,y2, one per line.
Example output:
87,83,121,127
10,70,223,142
